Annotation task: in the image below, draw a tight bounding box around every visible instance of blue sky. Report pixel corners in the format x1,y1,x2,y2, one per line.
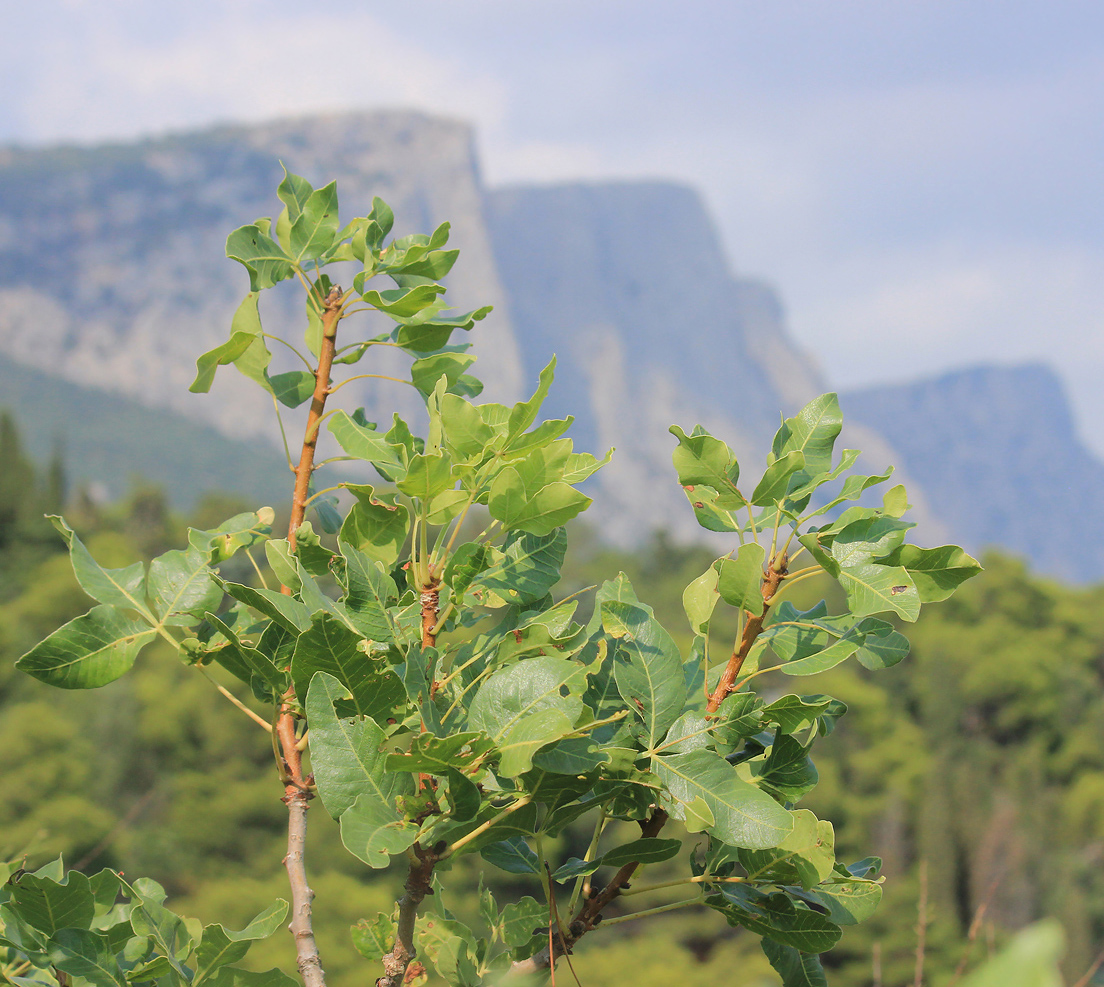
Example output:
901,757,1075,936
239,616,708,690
6,0,1104,452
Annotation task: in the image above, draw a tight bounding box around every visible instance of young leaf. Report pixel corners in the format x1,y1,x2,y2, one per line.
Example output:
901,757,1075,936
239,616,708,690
226,224,294,291
770,393,843,477
340,486,409,567
716,542,767,616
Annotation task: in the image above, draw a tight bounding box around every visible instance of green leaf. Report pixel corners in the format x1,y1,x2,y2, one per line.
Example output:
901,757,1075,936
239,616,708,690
760,695,834,735
444,543,492,600
189,332,256,393
754,733,819,800
9,871,95,934
268,370,316,409
683,565,720,634
126,878,193,982
467,657,589,777
828,516,914,568
16,605,157,689
603,601,686,749
806,880,882,926
339,790,419,870
47,929,126,987
328,413,406,476
716,543,767,616
220,582,312,634
852,617,910,670
204,613,287,695
360,283,444,318
384,732,496,776
340,486,409,567
289,181,339,262
562,448,613,483
338,542,398,643
778,630,862,677
653,749,793,848
148,547,221,626
469,528,566,606
601,838,682,867
395,453,454,502
276,168,313,221
549,857,601,883
836,562,920,622
480,838,539,875
751,451,805,507
501,897,546,949
292,615,405,723
50,517,151,618
761,938,828,987
226,224,294,291
876,543,982,602
306,673,407,819
410,353,481,398
188,508,273,564
351,913,395,961
508,358,557,438
669,425,743,503
771,394,843,476
957,921,1064,987
193,901,289,986
712,885,842,953
488,468,590,535
739,810,834,890
440,393,494,458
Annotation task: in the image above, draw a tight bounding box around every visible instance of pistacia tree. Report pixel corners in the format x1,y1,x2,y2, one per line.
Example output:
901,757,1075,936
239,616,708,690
3,171,981,987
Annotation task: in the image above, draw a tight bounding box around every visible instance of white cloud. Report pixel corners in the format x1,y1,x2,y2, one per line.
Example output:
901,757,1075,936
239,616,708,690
14,4,508,145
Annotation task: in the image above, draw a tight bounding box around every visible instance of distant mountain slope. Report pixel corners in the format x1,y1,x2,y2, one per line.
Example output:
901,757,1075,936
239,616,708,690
485,182,827,541
0,111,523,446
841,364,1104,580
0,353,288,509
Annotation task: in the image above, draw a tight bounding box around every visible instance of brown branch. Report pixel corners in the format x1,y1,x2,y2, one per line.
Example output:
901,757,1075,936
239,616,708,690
511,809,671,975
376,843,441,987
274,284,343,987
287,286,344,553
706,553,788,713
421,586,440,649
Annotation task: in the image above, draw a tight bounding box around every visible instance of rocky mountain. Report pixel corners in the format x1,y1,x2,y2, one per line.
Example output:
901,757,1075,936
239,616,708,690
0,110,1088,572
842,364,1104,581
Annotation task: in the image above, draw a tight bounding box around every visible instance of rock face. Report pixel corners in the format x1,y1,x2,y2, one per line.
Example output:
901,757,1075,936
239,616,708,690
0,112,523,449
842,364,1104,580
2,109,1076,571
485,182,826,541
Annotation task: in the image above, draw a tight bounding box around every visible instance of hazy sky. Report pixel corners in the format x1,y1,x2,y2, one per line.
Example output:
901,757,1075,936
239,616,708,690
5,0,1104,452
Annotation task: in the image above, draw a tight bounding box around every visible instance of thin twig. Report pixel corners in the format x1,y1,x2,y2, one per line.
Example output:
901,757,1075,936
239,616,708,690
1072,947,1104,987
947,870,1005,987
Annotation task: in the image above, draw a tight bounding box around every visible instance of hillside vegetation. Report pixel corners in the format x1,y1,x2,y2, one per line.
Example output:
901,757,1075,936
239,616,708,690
2,419,1101,986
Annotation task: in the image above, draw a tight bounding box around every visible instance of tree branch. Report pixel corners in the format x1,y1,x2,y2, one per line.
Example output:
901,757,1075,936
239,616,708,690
706,552,788,713
376,843,440,987
510,808,671,975
275,284,344,987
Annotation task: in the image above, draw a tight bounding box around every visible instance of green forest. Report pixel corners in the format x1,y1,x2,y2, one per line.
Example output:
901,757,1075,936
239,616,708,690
1,409,1101,987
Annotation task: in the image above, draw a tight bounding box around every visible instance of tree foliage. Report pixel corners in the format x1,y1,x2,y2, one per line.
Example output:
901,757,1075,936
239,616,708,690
2,171,984,987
